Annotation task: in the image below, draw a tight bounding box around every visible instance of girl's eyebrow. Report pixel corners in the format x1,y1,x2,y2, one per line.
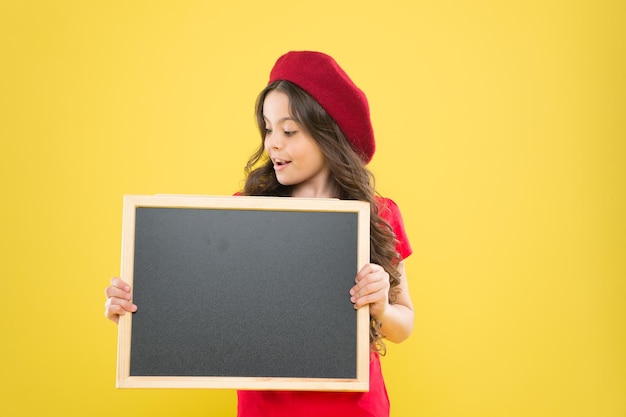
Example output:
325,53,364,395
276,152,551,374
263,115,295,123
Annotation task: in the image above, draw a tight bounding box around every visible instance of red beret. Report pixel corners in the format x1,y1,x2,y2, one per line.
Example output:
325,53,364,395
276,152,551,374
268,51,375,163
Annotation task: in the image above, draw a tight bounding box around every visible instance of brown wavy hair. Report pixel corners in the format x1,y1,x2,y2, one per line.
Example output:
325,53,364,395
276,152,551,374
242,80,401,353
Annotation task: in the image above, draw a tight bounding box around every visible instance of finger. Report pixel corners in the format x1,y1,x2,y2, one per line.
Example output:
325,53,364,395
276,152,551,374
105,277,132,299
354,263,371,282
105,296,138,315
353,290,388,309
355,263,387,284
110,277,131,292
351,279,388,301
105,303,138,324
105,303,127,321
105,285,132,300
354,276,389,299
352,269,389,295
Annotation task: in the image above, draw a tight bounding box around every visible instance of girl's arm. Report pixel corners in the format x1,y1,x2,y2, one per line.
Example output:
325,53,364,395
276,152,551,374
350,261,414,343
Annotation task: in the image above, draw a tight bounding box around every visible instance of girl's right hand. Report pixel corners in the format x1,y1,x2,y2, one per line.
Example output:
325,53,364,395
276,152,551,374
104,277,137,324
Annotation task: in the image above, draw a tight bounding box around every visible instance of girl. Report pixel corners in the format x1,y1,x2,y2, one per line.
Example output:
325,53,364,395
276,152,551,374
105,51,414,417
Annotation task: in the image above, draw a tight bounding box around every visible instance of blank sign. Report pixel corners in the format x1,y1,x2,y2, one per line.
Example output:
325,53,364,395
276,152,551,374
116,195,370,391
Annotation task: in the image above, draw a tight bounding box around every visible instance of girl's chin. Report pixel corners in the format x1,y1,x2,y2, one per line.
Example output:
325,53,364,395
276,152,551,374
275,173,297,186
277,179,297,187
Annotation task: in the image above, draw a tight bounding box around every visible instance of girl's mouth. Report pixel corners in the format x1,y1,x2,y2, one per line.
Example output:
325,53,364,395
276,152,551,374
274,159,291,170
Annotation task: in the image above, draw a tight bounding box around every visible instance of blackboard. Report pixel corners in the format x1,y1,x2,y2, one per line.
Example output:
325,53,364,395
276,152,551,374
117,195,370,391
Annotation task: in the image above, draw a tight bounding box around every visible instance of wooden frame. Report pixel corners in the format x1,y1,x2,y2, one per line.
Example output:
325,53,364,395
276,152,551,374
117,194,370,391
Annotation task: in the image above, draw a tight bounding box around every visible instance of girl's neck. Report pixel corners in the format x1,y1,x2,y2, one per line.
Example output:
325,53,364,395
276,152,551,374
290,182,339,199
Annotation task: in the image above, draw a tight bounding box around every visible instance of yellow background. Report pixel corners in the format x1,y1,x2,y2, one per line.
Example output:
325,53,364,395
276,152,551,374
1,1,624,416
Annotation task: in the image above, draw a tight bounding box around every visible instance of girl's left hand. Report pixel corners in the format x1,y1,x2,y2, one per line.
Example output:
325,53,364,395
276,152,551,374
350,263,390,319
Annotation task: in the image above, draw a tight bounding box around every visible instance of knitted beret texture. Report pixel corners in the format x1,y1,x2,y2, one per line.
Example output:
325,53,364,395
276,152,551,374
268,51,375,163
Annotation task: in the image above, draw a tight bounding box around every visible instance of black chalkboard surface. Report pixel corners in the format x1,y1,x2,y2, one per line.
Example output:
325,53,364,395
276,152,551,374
117,195,370,391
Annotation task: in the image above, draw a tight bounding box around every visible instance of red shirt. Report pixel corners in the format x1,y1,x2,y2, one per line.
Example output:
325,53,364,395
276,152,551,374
237,197,411,417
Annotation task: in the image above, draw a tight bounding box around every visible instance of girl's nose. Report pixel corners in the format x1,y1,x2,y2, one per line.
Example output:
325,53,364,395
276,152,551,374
265,132,282,150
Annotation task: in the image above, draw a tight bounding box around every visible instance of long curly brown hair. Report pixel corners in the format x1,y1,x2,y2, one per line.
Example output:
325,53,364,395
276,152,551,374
242,80,401,353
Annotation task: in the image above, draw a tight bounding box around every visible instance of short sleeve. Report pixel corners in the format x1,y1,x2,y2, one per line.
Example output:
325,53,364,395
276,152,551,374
376,197,412,260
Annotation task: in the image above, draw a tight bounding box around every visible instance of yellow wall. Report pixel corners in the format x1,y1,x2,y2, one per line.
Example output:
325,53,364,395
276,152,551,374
2,1,624,416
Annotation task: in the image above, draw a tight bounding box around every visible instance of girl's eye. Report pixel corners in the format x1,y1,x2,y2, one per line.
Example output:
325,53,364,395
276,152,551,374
284,130,296,137
264,128,272,135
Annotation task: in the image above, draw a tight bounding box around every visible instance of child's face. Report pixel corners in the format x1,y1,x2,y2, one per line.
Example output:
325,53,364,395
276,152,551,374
263,91,333,197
